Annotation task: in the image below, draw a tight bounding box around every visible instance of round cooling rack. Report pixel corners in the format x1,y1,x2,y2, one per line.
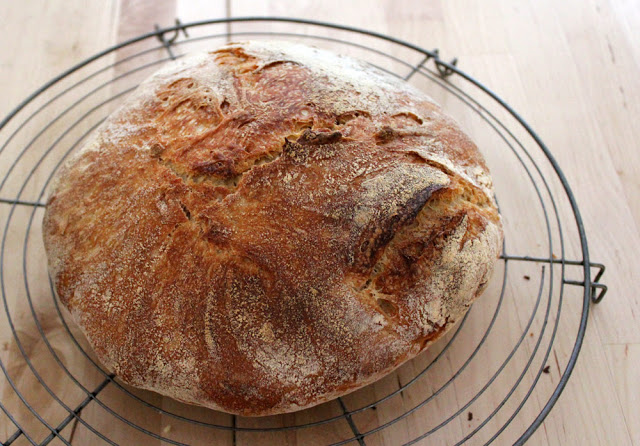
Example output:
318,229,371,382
0,17,607,446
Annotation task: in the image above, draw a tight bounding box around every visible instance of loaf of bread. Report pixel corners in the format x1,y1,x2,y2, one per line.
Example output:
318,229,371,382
43,41,502,416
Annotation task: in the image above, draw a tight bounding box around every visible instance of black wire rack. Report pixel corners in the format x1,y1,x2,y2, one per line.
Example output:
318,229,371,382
0,17,607,446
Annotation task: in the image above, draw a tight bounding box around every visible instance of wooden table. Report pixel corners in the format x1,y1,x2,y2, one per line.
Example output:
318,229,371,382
0,1,638,445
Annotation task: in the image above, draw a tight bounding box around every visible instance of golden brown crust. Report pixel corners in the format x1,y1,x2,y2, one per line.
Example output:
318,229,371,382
43,41,502,416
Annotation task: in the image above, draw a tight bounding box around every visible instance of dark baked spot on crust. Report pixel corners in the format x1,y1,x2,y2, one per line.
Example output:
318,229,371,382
297,129,343,145
369,211,467,297
374,126,431,145
374,126,396,145
391,111,423,127
192,158,236,176
357,168,497,300
178,201,191,220
281,138,309,163
204,221,231,246
353,179,448,272
258,60,301,72
150,143,165,158
376,298,398,317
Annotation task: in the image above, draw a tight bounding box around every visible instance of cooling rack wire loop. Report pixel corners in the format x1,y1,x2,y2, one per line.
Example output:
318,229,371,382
0,17,606,446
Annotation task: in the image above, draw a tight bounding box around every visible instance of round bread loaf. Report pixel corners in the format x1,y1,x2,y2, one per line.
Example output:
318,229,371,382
43,41,502,416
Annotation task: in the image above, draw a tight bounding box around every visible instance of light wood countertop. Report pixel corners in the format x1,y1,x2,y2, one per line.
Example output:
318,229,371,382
0,1,638,445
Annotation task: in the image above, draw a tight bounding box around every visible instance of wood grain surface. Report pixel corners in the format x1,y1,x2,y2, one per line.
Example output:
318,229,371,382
0,1,638,445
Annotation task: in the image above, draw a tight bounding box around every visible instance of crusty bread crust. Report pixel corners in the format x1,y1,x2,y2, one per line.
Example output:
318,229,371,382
43,41,502,416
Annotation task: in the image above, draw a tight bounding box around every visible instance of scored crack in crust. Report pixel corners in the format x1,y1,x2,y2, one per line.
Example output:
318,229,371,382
42,41,503,416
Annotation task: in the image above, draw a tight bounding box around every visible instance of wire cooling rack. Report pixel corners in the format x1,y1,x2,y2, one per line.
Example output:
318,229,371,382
0,17,607,446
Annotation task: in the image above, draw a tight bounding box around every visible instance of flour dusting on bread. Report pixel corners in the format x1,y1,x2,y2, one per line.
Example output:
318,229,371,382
43,41,502,416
